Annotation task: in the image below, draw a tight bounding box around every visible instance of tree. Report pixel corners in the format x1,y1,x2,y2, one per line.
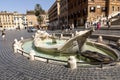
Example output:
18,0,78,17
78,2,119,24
37,16,43,26
34,4,45,28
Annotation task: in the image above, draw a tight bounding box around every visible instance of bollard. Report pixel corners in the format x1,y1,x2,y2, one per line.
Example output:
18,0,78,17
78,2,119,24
13,39,18,53
97,35,103,43
116,39,120,47
29,50,36,61
52,33,55,37
21,37,24,41
13,43,18,53
14,39,18,43
52,38,57,44
61,34,63,38
67,56,77,69
71,33,74,37
32,35,35,38
100,62,103,68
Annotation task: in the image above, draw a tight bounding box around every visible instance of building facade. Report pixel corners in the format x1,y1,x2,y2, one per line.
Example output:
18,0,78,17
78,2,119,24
48,0,120,29
26,10,49,29
68,0,88,28
107,0,120,15
0,10,48,30
0,11,27,30
59,0,68,27
48,0,60,30
0,11,14,29
14,12,27,29
26,11,38,27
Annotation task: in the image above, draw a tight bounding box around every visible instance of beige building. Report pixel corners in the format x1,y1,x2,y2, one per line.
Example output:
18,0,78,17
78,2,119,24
0,11,14,29
0,11,27,30
26,10,48,29
26,11,38,27
0,10,48,30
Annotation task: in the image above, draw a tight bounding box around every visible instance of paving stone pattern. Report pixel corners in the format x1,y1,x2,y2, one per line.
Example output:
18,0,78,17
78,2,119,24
0,29,120,80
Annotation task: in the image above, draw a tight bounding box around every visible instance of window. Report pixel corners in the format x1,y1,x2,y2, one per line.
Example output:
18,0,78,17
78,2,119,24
78,0,80,5
102,7,106,12
118,7,120,11
84,0,87,2
112,6,114,11
90,7,95,12
82,8,87,16
74,2,76,7
77,11,81,17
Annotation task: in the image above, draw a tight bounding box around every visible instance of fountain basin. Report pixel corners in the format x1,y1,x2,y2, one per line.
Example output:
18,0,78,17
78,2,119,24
21,30,118,65
22,39,118,64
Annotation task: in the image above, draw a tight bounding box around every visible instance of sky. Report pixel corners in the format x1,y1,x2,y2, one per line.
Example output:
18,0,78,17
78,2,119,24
0,0,55,14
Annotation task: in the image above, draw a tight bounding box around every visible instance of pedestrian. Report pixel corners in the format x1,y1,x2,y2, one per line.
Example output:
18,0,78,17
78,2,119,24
94,22,97,29
1,29,6,40
106,17,111,29
61,24,65,33
85,22,88,29
65,24,68,33
108,19,111,29
97,22,101,30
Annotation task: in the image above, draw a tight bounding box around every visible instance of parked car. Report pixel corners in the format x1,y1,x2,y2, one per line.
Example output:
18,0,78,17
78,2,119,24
27,27,37,32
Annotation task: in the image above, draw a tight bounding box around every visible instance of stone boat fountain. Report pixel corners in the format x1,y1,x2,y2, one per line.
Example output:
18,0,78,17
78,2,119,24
33,30,92,54
20,29,118,65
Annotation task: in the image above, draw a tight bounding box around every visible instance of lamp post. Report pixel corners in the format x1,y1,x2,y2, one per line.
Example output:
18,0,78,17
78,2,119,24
57,0,60,29
18,23,20,30
67,0,68,26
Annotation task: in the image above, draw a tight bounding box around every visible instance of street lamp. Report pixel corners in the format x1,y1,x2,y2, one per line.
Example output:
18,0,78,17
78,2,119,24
57,0,60,29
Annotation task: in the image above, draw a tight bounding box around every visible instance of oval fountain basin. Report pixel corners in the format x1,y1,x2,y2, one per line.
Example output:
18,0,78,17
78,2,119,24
22,39,118,64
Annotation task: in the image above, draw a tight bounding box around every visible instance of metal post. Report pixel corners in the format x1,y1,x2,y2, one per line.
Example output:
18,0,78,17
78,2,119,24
100,62,103,68
47,59,49,63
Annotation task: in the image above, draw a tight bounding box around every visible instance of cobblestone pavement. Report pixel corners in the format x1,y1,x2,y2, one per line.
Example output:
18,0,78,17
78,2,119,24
0,29,120,80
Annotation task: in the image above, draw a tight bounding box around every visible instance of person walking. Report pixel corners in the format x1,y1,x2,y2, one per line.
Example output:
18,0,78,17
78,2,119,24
1,29,6,40
106,18,111,29
97,22,101,30
85,22,88,29
108,19,111,29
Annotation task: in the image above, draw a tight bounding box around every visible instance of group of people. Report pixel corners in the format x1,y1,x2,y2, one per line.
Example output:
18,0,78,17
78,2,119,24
85,18,111,30
61,24,74,32
96,18,111,30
